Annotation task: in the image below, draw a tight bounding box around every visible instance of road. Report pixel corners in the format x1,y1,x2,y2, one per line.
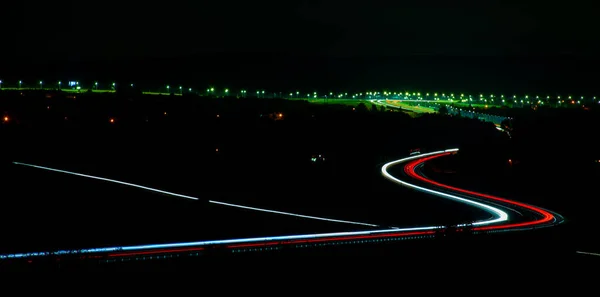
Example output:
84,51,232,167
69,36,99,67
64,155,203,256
0,149,563,261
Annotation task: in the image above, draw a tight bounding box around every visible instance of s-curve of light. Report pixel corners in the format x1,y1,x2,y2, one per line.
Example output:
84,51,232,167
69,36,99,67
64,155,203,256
381,149,509,226
11,162,378,228
2,148,558,261
401,153,557,231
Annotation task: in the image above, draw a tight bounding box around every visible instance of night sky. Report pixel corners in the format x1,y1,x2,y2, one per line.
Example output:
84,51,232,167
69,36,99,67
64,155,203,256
2,1,599,92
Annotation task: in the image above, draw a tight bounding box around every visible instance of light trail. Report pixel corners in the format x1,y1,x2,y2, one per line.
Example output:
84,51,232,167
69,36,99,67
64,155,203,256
12,162,378,228
401,154,557,231
209,200,379,227
576,251,600,257
381,149,509,226
12,162,200,201
2,148,562,260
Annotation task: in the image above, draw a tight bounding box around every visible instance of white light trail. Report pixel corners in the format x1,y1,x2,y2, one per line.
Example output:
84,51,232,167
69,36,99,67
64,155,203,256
576,251,600,257
381,149,509,226
209,200,378,227
4,148,509,260
12,162,377,227
13,162,200,201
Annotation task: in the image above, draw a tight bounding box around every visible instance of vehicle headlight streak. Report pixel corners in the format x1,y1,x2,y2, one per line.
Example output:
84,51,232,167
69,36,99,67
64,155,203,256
2,148,560,260
381,149,509,226
12,162,377,227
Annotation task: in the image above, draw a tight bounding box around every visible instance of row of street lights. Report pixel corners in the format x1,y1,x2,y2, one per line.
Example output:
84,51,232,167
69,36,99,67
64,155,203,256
2,81,597,103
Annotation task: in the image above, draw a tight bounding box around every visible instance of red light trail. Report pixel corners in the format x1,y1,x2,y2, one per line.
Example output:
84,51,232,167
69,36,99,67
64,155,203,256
403,153,556,231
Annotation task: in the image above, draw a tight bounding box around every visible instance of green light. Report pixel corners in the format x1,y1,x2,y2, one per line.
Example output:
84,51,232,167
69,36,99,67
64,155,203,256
210,88,214,91
225,89,229,93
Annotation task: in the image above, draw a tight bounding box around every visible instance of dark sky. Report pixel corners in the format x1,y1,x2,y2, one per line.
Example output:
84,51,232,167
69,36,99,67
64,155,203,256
3,0,599,60
1,1,599,93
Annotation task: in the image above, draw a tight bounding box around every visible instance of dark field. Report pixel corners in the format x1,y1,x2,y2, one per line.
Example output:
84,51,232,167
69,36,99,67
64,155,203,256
1,90,598,270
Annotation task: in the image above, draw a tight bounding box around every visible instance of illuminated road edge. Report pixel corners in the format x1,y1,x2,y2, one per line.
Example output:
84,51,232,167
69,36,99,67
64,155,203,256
1,149,562,260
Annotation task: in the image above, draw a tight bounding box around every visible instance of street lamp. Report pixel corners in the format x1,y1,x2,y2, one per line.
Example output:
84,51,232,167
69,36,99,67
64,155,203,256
0,80,2,89
19,80,22,89
112,82,116,90
58,81,61,90
179,86,182,95
131,83,134,87
166,85,170,93
95,82,98,90
39,81,43,89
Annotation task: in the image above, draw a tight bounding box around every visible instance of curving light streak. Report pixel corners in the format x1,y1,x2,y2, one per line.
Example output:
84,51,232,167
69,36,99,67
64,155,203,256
381,150,509,226
2,147,559,260
12,162,378,228
401,154,556,231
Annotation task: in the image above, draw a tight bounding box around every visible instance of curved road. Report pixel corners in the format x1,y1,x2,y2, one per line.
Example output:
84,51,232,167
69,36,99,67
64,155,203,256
0,148,563,260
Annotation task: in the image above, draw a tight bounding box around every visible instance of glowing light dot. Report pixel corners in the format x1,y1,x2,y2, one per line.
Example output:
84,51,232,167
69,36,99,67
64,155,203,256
3,116,8,122
110,118,115,123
